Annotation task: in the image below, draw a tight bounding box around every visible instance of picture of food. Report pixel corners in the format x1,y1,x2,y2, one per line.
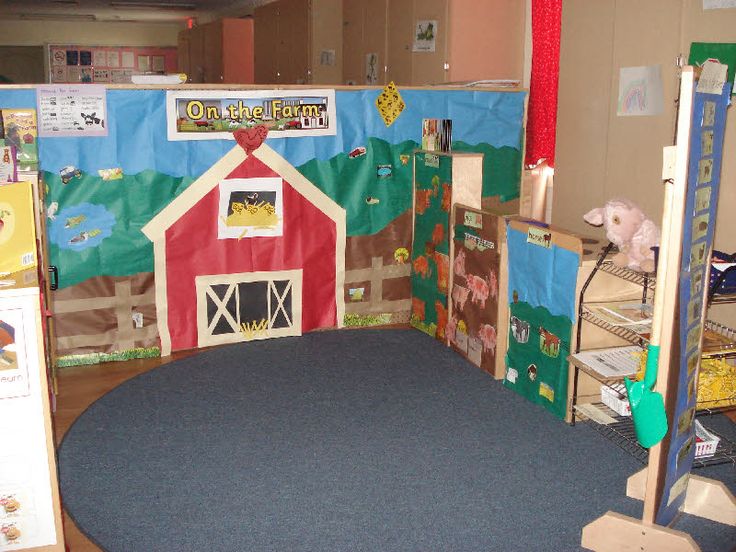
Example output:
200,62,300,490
0,495,20,514
0,319,17,371
1,523,21,542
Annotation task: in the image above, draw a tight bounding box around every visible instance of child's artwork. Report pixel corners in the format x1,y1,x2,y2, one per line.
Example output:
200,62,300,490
617,65,664,116
217,177,283,239
411,152,452,340
503,219,581,420
448,205,501,376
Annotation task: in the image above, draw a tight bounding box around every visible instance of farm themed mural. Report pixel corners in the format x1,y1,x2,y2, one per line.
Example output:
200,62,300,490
142,133,345,355
448,205,503,377
410,152,482,339
0,85,525,364
503,219,582,420
410,152,453,338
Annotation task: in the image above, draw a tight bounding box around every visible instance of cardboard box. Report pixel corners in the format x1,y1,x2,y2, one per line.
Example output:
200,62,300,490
600,383,631,417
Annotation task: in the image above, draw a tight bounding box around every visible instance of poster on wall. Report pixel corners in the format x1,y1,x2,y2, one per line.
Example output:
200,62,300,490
166,89,337,141
617,65,664,116
703,0,736,8
46,44,176,84
412,20,437,52
36,84,107,137
366,53,379,85
50,48,66,67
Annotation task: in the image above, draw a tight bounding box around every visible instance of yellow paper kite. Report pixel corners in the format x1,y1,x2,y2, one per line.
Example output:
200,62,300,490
375,82,406,127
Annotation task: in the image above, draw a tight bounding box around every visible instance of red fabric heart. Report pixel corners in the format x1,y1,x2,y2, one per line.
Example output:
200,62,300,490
233,125,269,154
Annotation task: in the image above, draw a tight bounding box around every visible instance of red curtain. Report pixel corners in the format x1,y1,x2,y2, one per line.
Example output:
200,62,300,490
525,0,563,168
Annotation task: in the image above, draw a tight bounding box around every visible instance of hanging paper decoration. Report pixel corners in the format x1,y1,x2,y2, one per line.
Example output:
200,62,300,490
375,82,405,127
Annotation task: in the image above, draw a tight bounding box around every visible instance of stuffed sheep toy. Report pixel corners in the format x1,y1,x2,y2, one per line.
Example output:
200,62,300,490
583,198,660,273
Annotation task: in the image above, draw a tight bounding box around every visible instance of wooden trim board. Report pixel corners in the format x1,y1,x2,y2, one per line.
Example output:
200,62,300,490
581,511,699,552
627,468,736,526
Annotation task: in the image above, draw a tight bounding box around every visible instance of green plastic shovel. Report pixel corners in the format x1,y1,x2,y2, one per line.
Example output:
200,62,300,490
625,345,667,448
623,175,676,449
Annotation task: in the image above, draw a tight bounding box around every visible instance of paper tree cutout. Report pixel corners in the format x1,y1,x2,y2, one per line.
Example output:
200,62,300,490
375,82,406,127
233,125,269,154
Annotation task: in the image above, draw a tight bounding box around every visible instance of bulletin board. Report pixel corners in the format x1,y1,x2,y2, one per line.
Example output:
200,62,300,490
46,45,177,84
0,84,526,364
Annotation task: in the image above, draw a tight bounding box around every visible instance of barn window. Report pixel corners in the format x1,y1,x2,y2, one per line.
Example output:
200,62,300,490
218,177,283,239
196,270,302,346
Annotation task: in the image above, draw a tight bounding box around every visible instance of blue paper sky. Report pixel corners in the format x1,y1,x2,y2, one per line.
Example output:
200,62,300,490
506,226,580,321
0,87,525,177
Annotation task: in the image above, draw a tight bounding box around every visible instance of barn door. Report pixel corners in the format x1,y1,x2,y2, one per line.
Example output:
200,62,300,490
195,269,302,347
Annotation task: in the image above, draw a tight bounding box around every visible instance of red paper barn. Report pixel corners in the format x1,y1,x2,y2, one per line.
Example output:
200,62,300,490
143,144,346,355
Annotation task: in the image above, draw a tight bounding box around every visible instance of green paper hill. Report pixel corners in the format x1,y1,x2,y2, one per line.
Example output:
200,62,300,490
296,138,522,236
43,169,192,289
42,138,521,287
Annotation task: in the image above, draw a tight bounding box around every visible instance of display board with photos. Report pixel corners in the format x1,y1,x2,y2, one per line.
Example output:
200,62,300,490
47,45,177,84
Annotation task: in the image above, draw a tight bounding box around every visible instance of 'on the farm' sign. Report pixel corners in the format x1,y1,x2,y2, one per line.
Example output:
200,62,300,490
166,89,337,140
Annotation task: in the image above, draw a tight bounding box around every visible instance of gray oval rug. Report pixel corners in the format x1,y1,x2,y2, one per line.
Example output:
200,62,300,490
59,329,736,551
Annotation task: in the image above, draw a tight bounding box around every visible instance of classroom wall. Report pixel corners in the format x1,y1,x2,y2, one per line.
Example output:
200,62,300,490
0,20,183,48
554,0,736,325
311,0,343,84
447,0,525,82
